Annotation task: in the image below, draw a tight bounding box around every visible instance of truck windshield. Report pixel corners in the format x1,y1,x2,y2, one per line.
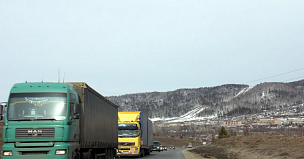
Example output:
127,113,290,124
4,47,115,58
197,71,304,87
118,124,139,137
8,93,67,121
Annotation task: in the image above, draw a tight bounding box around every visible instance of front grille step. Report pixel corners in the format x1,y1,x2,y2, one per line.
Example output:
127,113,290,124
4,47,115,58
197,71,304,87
20,151,49,155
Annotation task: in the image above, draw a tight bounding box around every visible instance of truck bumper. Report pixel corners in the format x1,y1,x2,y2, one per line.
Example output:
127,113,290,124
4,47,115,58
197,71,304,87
1,142,70,159
117,153,140,157
117,147,139,157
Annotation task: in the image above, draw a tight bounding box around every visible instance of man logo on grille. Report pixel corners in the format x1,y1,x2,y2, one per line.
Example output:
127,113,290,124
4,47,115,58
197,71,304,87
28,129,42,137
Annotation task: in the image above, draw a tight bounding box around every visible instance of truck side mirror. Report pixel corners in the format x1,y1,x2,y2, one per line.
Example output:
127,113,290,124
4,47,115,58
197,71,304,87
0,102,7,122
0,102,6,115
73,113,79,119
0,105,3,116
71,102,79,119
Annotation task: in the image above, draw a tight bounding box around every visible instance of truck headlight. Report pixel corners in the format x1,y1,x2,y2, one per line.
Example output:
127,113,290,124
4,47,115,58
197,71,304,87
3,151,13,156
55,149,67,155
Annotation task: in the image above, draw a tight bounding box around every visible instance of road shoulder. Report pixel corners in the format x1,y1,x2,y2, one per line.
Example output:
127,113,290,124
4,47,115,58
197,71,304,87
182,148,210,159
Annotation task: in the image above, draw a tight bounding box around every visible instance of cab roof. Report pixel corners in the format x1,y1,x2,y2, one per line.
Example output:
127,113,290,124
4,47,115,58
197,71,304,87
10,82,71,93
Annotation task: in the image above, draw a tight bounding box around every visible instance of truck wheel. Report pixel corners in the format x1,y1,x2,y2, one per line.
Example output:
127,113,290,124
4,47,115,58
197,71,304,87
105,149,110,159
110,149,115,159
109,149,115,159
145,149,150,155
73,151,80,159
141,149,145,157
83,151,92,159
104,148,115,159
82,152,88,159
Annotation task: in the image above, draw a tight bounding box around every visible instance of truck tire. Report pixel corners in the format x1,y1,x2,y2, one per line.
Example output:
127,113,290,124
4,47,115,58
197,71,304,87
73,150,80,159
82,152,88,159
144,149,150,155
105,148,115,159
82,151,92,159
105,149,109,159
142,149,145,157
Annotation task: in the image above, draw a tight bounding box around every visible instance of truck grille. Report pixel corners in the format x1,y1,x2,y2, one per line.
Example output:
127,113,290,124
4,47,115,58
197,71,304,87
15,128,55,138
20,151,49,155
119,142,135,146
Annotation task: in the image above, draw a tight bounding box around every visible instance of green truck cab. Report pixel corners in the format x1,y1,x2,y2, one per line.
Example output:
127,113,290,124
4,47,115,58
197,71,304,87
1,82,118,159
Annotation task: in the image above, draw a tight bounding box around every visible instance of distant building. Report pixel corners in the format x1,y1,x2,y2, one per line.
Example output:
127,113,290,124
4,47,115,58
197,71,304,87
258,118,281,125
222,120,242,126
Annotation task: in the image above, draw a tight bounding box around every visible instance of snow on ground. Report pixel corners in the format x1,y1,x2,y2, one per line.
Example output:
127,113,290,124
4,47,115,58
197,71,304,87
150,105,217,123
151,86,256,123
224,86,253,102
234,86,253,98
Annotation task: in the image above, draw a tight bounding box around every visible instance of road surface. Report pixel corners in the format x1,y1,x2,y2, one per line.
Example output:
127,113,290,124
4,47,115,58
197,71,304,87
117,148,185,159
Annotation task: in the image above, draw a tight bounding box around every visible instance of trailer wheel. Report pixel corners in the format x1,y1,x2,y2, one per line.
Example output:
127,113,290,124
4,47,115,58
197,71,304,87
104,148,114,159
82,152,88,159
83,151,92,159
145,149,150,155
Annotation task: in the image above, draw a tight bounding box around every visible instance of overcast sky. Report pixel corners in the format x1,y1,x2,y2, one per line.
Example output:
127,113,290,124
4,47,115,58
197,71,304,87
1,1,304,101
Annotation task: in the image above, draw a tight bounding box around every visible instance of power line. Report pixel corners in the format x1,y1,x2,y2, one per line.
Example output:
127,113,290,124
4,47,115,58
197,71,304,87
284,75,304,82
245,67,304,84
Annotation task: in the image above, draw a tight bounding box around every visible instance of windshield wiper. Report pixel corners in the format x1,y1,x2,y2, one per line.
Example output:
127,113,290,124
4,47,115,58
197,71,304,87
118,136,131,138
33,118,57,121
10,118,57,121
10,119,34,121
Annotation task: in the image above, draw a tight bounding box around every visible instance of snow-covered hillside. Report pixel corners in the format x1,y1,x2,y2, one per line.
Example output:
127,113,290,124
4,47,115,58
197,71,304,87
151,105,216,123
108,80,304,119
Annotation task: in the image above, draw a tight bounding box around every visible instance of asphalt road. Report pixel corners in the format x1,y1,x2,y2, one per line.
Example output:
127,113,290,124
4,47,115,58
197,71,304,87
117,148,185,159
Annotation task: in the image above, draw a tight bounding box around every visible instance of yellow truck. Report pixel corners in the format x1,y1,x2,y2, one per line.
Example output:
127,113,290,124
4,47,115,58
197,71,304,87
117,111,153,158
